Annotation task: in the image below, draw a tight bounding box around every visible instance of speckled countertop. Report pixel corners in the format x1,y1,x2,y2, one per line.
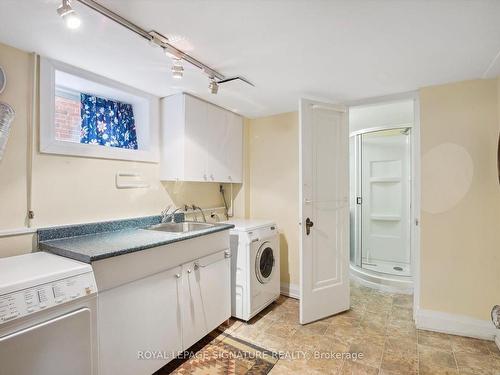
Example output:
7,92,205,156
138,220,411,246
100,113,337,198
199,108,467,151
38,216,234,263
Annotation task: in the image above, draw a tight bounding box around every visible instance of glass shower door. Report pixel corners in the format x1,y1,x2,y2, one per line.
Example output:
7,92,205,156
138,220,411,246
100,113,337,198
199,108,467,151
360,129,411,276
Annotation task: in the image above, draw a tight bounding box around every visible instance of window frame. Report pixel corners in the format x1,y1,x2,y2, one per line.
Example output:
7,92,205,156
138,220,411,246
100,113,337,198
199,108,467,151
40,57,159,163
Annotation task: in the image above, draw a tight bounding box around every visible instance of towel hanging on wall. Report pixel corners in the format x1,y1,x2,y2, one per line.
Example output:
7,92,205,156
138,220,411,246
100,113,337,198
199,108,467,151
0,102,15,160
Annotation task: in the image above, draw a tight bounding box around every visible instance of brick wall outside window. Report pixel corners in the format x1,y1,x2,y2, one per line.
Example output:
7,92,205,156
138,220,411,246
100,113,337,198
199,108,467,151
55,95,81,143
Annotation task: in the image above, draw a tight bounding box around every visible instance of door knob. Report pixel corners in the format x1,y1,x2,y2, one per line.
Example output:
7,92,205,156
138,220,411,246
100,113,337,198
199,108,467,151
305,217,314,235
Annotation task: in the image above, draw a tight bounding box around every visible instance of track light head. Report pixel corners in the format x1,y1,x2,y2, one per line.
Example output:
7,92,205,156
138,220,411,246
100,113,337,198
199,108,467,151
209,79,219,95
57,0,81,29
171,58,184,79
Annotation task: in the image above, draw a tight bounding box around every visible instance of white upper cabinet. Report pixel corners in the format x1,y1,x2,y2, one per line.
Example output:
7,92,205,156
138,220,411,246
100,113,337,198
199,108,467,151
160,93,243,183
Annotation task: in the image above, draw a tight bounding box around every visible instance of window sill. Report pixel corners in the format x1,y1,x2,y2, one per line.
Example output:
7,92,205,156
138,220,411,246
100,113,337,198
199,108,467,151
40,139,159,163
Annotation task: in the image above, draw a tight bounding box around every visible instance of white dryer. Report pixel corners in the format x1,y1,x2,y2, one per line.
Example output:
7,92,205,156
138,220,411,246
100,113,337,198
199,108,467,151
0,252,98,375
225,219,280,321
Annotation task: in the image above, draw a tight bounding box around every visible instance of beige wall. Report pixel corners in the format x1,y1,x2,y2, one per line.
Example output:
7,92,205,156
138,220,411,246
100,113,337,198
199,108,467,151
0,43,31,231
247,112,300,286
246,80,500,322
420,79,500,320
0,42,237,257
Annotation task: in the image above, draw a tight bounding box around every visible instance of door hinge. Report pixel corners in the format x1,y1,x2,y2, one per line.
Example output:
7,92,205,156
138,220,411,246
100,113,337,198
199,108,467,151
415,219,419,226
356,197,362,205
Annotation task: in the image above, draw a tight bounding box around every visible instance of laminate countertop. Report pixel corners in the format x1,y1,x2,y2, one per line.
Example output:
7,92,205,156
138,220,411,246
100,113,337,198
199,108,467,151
38,215,233,263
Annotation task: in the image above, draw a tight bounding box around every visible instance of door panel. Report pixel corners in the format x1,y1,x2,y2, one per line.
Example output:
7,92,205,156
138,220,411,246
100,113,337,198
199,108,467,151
181,250,231,349
206,105,227,182
0,309,92,375
184,95,208,181
300,99,349,324
98,267,182,375
225,113,243,183
361,130,410,275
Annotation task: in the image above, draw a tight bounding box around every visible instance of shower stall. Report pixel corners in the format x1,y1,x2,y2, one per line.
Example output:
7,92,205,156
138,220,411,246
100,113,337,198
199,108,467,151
349,100,415,293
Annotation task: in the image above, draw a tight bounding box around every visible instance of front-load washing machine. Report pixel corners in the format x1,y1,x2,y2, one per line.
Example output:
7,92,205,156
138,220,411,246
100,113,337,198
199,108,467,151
224,219,280,321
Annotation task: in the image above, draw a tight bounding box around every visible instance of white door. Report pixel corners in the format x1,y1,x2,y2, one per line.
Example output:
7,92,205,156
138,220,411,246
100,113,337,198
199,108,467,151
98,267,183,375
206,105,227,182
299,98,350,324
184,95,208,181
181,250,231,349
361,129,411,275
224,112,243,183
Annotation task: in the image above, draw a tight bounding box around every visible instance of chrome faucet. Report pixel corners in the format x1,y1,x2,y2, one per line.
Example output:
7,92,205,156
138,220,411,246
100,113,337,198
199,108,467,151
192,204,207,223
161,206,182,223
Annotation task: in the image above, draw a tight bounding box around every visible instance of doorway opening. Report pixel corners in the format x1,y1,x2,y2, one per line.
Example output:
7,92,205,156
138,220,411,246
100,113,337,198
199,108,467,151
348,98,418,294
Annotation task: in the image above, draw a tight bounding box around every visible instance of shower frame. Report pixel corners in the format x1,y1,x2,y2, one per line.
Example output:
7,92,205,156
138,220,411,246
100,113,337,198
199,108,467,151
351,127,412,276
346,92,421,309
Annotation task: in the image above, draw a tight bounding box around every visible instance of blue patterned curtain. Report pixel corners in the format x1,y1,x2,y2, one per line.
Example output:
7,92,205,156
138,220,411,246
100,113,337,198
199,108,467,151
80,93,138,149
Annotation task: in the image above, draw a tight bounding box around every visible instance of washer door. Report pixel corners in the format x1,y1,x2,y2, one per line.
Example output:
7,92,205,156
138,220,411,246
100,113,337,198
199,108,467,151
255,241,275,284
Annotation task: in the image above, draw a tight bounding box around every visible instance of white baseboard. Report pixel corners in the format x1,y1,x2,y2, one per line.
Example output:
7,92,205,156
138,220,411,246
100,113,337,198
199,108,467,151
415,308,497,341
280,282,300,299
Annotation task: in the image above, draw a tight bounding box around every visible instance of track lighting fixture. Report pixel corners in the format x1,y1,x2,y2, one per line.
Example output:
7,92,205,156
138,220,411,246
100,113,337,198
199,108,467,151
74,0,255,89
171,58,184,79
57,0,81,29
209,79,219,95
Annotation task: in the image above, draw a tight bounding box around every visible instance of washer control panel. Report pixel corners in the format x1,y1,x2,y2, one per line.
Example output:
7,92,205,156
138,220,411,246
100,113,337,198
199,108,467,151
0,272,96,324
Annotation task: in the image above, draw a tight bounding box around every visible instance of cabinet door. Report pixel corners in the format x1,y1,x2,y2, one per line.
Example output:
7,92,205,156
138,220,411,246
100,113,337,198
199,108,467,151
181,250,231,350
184,95,208,181
206,105,228,182
98,267,182,375
225,113,243,183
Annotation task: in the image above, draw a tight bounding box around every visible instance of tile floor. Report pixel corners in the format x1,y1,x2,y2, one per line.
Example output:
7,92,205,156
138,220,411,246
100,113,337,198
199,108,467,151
218,282,500,375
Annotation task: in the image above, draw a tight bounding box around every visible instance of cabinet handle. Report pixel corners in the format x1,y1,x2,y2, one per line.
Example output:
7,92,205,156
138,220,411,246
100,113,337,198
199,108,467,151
187,269,192,274
194,262,200,270
175,273,181,279
224,250,231,258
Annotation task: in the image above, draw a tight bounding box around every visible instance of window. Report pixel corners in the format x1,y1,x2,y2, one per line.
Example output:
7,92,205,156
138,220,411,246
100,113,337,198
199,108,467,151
40,57,159,162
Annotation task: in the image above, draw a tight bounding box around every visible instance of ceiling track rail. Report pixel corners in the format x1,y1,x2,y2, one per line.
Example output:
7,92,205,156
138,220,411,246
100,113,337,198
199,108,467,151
75,0,225,80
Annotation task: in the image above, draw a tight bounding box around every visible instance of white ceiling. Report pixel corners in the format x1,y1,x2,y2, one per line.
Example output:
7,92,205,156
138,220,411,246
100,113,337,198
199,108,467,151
1,0,500,118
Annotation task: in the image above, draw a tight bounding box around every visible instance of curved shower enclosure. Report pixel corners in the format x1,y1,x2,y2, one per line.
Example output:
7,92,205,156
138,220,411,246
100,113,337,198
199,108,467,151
349,100,415,293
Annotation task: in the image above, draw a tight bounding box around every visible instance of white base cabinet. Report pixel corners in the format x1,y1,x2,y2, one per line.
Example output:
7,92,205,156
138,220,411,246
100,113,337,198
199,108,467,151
94,232,231,375
98,267,183,375
181,250,231,349
160,93,243,183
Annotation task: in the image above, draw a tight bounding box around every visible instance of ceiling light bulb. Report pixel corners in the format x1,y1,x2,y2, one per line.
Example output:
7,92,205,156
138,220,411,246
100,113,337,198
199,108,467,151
57,0,81,29
171,62,184,79
209,79,219,95
64,13,81,29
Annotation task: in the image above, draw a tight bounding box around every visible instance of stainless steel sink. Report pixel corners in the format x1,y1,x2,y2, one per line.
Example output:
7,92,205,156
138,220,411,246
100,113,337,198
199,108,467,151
147,221,215,233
